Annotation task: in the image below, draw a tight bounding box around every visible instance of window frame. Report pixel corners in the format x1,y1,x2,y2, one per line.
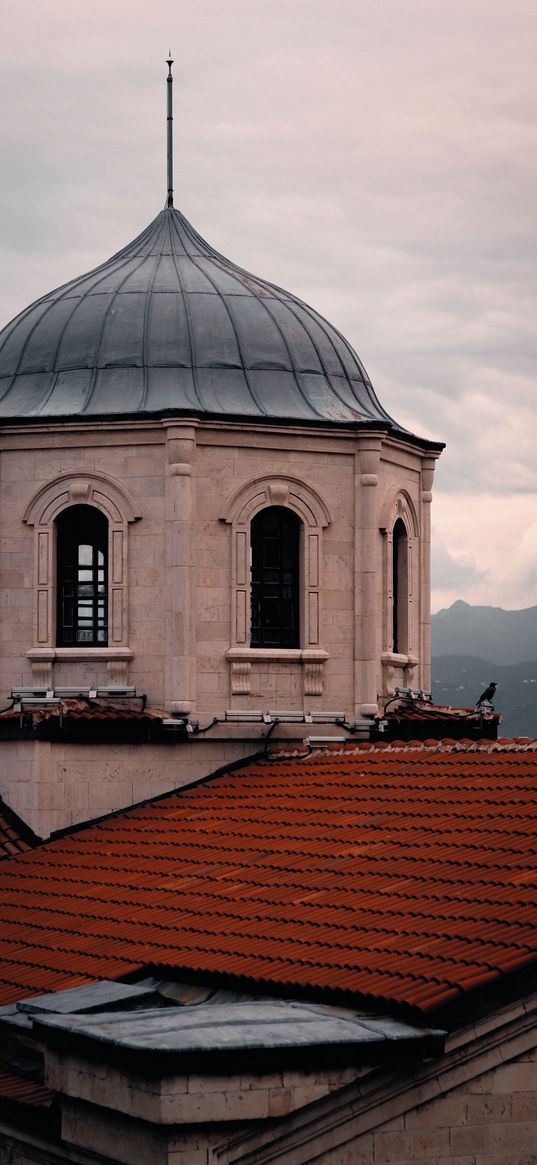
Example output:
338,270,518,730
55,504,109,647
221,475,331,696
391,517,409,655
23,471,141,659
250,505,301,649
379,489,419,671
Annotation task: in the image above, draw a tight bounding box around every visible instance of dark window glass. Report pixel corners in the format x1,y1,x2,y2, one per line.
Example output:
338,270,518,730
392,518,408,654
56,506,108,646
251,507,300,648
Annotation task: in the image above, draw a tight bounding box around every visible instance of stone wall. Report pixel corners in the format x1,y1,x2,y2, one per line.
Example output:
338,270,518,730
298,1046,537,1165
0,995,535,1165
0,736,258,838
214,996,537,1165
0,417,435,719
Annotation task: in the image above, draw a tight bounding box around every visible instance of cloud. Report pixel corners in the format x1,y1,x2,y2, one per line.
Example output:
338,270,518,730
432,493,537,611
1,0,536,609
432,539,486,593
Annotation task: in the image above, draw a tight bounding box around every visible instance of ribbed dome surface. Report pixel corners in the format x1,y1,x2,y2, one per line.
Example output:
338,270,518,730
0,207,402,428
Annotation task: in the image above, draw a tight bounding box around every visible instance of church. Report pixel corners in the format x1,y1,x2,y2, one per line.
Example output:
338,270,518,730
0,63,535,1165
0,62,443,838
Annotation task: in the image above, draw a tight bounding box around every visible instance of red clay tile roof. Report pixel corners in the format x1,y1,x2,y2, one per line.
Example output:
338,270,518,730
0,799,37,858
0,1062,54,1108
385,698,499,722
0,740,535,1016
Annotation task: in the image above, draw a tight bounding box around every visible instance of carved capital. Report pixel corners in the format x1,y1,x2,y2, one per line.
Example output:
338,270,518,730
167,463,193,477
356,438,382,478
166,424,197,469
421,457,436,494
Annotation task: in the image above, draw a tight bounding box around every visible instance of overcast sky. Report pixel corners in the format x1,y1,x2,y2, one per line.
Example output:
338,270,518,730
1,0,536,613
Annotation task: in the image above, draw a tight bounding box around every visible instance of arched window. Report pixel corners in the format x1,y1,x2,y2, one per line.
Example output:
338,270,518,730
56,506,108,646
251,506,300,648
392,518,408,654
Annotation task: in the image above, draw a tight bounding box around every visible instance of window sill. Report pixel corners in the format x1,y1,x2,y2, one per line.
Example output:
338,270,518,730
226,648,329,664
381,651,419,668
27,648,134,662
226,647,329,697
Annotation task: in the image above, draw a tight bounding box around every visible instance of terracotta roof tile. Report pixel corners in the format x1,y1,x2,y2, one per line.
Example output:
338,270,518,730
0,799,37,858
0,741,536,1015
0,1061,55,1108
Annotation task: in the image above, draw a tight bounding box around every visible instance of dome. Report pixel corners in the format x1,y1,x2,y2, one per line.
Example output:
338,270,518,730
0,206,403,430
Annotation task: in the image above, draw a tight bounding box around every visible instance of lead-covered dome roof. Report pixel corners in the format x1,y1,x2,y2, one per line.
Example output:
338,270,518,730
0,206,403,430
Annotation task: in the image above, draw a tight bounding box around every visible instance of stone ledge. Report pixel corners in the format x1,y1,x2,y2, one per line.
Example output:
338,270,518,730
381,651,419,669
226,648,329,664
27,648,134,662
226,648,330,697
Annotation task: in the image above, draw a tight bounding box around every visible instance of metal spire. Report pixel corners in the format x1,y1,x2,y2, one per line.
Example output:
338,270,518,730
166,52,174,208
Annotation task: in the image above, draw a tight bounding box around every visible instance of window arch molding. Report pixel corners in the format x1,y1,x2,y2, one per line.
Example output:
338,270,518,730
220,474,332,531
221,476,331,693
379,488,419,541
23,472,141,653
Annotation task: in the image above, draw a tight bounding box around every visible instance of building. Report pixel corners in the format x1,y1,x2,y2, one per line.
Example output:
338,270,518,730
0,65,442,837
0,740,536,1164
1,64,533,1165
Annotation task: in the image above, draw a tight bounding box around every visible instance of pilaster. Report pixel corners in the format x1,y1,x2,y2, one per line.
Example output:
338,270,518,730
354,438,382,716
164,424,197,713
420,456,436,693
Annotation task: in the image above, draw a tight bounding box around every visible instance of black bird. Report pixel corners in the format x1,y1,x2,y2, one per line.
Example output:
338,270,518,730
476,681,497,709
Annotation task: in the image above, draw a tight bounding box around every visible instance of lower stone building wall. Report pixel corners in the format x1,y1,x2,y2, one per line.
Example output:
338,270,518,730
0,737,260,837
0,1000,536,1165
213,999,537,1165
312,1048,535,1165
312,1047,537,1164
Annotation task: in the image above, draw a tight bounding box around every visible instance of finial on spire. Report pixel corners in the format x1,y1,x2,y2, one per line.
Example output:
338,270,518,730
166,53,174,208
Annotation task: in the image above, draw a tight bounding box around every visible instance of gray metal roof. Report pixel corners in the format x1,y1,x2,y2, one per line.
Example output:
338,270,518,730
30,1000,445,1063
0,206,405,430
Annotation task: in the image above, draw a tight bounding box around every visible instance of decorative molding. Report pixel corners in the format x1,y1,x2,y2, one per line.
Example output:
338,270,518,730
23,471,142,527
380,651,410,667
26,647,134,687
221,475,330,659
26,643,133,685
107,658,129,685
29,657,53,688
220,474,332,529
226,648,330,698
379,487,419,538
303,660,324,696
421,456,436,494
379,489,419,674
226,648,329,664
230,660,252,695
167,463,192,476
268,481,289,507
27,648,134,661
23,473,140,653
381,651,419,695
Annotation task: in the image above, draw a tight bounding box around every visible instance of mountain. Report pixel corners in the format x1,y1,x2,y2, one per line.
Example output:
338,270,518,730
431,601,537,737
432,600,537,665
